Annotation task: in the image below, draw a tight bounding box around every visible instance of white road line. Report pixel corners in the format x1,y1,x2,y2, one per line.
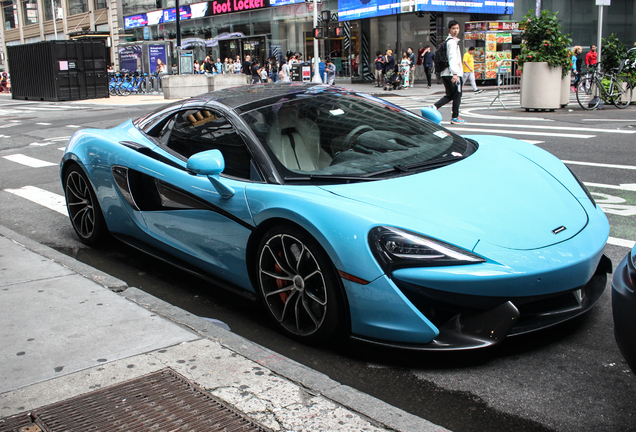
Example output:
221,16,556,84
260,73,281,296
585,182,636,191
522,140,545,145
459,107,553,122
582,119,636,122
58,147,66,151
36,122,52,125
449,127,595,139
608,237,636,249
450,122,635,134
2,154,56,168
4,186,68,216
563,160,636,170
66,125,82,128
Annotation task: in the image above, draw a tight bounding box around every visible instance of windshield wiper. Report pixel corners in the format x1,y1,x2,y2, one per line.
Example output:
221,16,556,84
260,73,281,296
284,175,377,182
366,155,462,178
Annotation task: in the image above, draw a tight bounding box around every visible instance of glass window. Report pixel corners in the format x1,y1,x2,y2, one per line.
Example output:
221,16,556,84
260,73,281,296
43,0,62,21
22,0,38,25
241,91,469,179
2,0,18,29
68,0,88,15
94,0,106,10
166,109,252,179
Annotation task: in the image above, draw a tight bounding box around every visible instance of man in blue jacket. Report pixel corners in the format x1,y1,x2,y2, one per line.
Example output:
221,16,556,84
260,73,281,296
421,45,434,88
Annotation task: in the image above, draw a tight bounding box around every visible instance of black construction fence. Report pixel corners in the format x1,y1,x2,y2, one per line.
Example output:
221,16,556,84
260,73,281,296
7,39,109,101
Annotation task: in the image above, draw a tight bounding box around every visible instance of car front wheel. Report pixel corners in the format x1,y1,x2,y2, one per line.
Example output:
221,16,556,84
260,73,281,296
256,226,344,343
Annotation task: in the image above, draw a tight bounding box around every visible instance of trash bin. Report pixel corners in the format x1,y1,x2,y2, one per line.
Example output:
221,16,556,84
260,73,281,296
7,39,109,101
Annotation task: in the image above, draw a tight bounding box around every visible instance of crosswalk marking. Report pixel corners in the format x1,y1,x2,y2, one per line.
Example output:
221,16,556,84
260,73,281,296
448,122,635,134
608,237,636,248
564,160,636,171
2,154,56,168
4,186,68,216
448,127,595,139
585,182,636,191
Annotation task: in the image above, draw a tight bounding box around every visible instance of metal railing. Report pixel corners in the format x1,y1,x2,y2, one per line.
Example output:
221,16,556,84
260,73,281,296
489,59,520,109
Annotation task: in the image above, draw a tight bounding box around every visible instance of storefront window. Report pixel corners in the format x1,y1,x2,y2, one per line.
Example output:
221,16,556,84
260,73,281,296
94,0,106,10
2,0,18,29
22,0,38,25
68,0,88,15
123,0,160,16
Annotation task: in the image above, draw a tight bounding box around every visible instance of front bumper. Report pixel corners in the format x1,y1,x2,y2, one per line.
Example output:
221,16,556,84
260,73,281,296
350,255,611,351
611,251,636,372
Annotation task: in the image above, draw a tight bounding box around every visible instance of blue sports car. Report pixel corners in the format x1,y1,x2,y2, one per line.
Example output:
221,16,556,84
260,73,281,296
612,244,636,371
61,83,611,349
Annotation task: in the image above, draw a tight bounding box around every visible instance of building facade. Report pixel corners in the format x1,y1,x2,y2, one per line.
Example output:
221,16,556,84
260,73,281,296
1,0,634,80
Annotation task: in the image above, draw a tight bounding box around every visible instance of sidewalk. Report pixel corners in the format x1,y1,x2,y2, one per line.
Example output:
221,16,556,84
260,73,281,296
0,224,449,432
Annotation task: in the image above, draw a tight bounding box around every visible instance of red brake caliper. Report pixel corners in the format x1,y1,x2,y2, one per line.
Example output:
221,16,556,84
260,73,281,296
275,251,290,303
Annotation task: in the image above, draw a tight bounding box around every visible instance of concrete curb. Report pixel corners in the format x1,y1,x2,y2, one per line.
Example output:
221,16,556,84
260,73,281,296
0,225,127,292
0,223,448,432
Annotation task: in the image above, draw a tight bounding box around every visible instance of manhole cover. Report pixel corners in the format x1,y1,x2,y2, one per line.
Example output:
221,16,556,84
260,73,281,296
0,369,271,432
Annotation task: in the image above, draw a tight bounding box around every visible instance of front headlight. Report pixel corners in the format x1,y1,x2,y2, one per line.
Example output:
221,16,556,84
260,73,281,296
369,226,485,272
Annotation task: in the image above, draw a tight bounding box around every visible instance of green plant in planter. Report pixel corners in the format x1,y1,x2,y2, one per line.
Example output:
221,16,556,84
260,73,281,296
601,34,636,86
517,9,572,77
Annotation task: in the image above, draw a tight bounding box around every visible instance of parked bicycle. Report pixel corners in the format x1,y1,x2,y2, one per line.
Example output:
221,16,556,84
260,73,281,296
576,62,633,110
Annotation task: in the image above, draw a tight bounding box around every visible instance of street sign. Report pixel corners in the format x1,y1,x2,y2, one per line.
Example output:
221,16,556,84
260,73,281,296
313,27,323,39
595,0,610,5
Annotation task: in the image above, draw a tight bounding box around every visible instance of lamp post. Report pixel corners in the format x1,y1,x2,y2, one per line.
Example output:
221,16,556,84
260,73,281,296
50,0,58,39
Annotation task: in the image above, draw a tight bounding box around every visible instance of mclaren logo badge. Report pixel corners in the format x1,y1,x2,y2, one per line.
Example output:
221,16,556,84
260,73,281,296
552,226,567,235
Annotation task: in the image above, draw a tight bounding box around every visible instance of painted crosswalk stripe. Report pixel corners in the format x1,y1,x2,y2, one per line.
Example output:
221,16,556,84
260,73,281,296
450,122,635,134
36,122,52,125
564,160,636,171
2,154,56,168
4,186,68,216
608,237,636,249
448,127,595,139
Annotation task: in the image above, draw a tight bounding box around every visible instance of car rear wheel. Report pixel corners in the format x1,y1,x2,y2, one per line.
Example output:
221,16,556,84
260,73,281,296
256,225,344,343
63,166,109,246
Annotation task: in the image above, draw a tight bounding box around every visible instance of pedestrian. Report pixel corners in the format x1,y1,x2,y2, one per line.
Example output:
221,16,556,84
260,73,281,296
260,64,269,83
462,46,482,94
281,61,291,82
585,45,598,67
383,49,395,90
421,46,434,88
250,59,261,84
242,55,252,83
401,52,411,88
204,56,214,74
193,60,200,74
215,58,223,74
572,45,583,91
407,47,416,87
233,59,241,74
270,57,279,83
223,58,232,74
325,57,336,85
431,20,465,124
374,51,385,87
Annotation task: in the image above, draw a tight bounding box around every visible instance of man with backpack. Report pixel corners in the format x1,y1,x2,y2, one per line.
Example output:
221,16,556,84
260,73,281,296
431,20,465,124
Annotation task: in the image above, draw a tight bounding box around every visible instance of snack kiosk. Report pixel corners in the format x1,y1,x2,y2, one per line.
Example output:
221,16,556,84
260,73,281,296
464,21,522,81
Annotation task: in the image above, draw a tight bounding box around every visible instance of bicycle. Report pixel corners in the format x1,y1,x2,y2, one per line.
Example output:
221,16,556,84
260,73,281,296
576,62,633,110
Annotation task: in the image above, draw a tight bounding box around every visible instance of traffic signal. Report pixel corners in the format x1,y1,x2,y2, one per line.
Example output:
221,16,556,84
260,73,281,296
329,26,344,38
313,27,324,39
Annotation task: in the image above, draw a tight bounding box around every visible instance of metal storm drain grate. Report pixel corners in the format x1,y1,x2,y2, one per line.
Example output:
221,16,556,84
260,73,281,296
0,368,271,432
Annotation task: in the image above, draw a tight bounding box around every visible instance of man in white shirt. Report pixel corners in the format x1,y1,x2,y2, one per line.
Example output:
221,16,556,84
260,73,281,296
432,20,465,124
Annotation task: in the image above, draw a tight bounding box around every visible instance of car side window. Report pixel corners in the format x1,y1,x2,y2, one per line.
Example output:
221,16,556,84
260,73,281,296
166,109,252,179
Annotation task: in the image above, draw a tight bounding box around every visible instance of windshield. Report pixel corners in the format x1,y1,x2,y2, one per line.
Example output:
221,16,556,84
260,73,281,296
240,92,470,181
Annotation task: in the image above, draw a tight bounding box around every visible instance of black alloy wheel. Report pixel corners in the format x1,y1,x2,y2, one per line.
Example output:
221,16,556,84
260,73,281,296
256,225,344,343
64,166,109,246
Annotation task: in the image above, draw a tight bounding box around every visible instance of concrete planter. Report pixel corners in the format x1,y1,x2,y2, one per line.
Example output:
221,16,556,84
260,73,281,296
560,70,571,107
520,62,562,110
162,74,249,99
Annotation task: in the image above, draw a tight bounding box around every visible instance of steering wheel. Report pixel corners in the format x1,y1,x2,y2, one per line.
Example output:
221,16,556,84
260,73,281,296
343,125,375,149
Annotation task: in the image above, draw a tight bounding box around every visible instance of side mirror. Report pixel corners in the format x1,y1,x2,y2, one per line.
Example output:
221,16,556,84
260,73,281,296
186,150,234,198
420,107,443,125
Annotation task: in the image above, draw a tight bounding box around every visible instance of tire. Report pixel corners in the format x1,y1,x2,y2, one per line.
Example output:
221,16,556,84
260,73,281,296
120,82,131,96
612,77,633,109
63,166,109,246
576,77,600,110
256,225,345,343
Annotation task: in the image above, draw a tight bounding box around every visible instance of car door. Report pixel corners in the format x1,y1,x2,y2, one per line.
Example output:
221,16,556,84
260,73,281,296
129,104,260,292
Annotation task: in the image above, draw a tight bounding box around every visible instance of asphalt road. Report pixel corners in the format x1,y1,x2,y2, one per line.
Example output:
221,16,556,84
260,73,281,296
1,91,635,432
